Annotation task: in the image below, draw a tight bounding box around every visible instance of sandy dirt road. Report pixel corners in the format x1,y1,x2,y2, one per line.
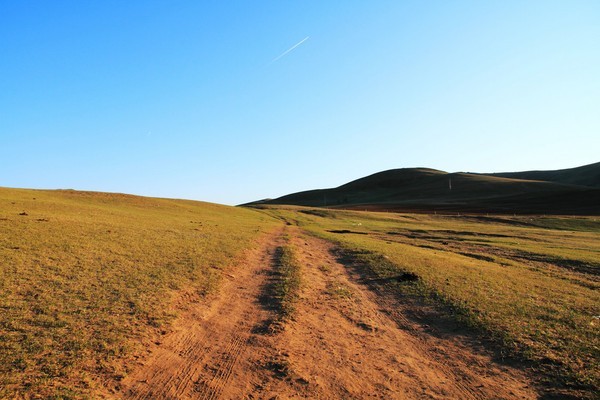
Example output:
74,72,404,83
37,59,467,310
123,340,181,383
117,227,538,399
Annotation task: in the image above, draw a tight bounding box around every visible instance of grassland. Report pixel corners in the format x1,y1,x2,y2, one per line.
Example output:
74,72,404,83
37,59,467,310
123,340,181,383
2,186,598,398
0,188,278,398
257,206,600,394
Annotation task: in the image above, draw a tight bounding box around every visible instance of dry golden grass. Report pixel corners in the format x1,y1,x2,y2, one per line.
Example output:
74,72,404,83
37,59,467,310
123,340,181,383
258,206,600,394
0,188,278,398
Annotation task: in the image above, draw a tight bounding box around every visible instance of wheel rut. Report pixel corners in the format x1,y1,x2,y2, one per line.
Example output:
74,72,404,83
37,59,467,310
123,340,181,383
118,228,286,400
116,226,540,399
195,332,250,400
250,228,538,399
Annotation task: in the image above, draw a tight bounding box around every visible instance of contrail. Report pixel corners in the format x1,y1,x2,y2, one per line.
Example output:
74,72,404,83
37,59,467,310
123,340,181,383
271,36,310,63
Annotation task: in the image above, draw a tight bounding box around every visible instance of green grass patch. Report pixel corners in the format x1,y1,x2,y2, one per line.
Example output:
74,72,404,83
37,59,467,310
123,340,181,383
525,216,600,233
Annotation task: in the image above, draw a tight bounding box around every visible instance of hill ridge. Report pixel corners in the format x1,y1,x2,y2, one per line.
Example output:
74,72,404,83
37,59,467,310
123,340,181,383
251,162,600,215
485,161,600,188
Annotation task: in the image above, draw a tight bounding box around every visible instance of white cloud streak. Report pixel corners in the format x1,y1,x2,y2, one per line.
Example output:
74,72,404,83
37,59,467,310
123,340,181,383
271,36,310,63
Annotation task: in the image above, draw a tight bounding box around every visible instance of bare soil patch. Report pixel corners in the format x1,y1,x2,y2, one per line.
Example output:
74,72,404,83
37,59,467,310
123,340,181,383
117,228,287,399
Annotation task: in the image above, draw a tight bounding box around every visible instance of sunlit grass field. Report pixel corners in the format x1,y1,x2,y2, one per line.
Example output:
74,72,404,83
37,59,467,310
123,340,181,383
259,206,600,393
0,188,278,398
2,187,598,398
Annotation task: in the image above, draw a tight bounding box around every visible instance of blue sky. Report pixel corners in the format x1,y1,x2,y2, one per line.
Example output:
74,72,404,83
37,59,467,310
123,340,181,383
1,1,599,205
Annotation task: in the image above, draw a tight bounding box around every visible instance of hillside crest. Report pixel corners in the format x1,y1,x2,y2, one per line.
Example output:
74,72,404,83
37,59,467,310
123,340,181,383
251,162,600,215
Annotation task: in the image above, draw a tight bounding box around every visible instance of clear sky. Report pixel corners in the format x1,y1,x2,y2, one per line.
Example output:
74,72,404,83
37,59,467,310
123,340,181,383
1,1,599,205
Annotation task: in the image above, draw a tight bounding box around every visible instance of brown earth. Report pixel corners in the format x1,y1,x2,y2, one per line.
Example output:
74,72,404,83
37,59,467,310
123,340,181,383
115,227,539,399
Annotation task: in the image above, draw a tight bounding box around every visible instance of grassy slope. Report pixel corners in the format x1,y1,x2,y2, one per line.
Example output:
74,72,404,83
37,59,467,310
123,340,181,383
0,188,279,398
258,206,600,394
489,161,600,188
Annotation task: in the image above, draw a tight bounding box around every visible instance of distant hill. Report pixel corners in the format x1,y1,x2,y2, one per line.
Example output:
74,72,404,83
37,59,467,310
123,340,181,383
487,162,600,188
250,162,600,215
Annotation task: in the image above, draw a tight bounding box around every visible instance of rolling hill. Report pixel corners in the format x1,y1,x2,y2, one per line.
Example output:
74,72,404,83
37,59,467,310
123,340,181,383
252,163,600,215
487,161,600,188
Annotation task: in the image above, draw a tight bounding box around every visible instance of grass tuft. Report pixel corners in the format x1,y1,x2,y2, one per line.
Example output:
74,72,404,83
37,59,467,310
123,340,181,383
273,245,302,321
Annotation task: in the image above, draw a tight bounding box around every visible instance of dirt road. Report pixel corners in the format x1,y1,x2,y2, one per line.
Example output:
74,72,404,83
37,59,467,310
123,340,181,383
117,227,538,399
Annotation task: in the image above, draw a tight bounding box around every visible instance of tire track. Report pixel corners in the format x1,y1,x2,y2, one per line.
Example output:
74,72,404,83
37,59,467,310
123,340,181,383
343,282,482,400
331,238,535,400
196,332,250,400
271,229,537,399
116,226,537,399
118,228,286,400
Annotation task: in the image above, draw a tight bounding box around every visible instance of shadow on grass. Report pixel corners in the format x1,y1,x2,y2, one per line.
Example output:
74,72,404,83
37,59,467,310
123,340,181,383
333,247,593,400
